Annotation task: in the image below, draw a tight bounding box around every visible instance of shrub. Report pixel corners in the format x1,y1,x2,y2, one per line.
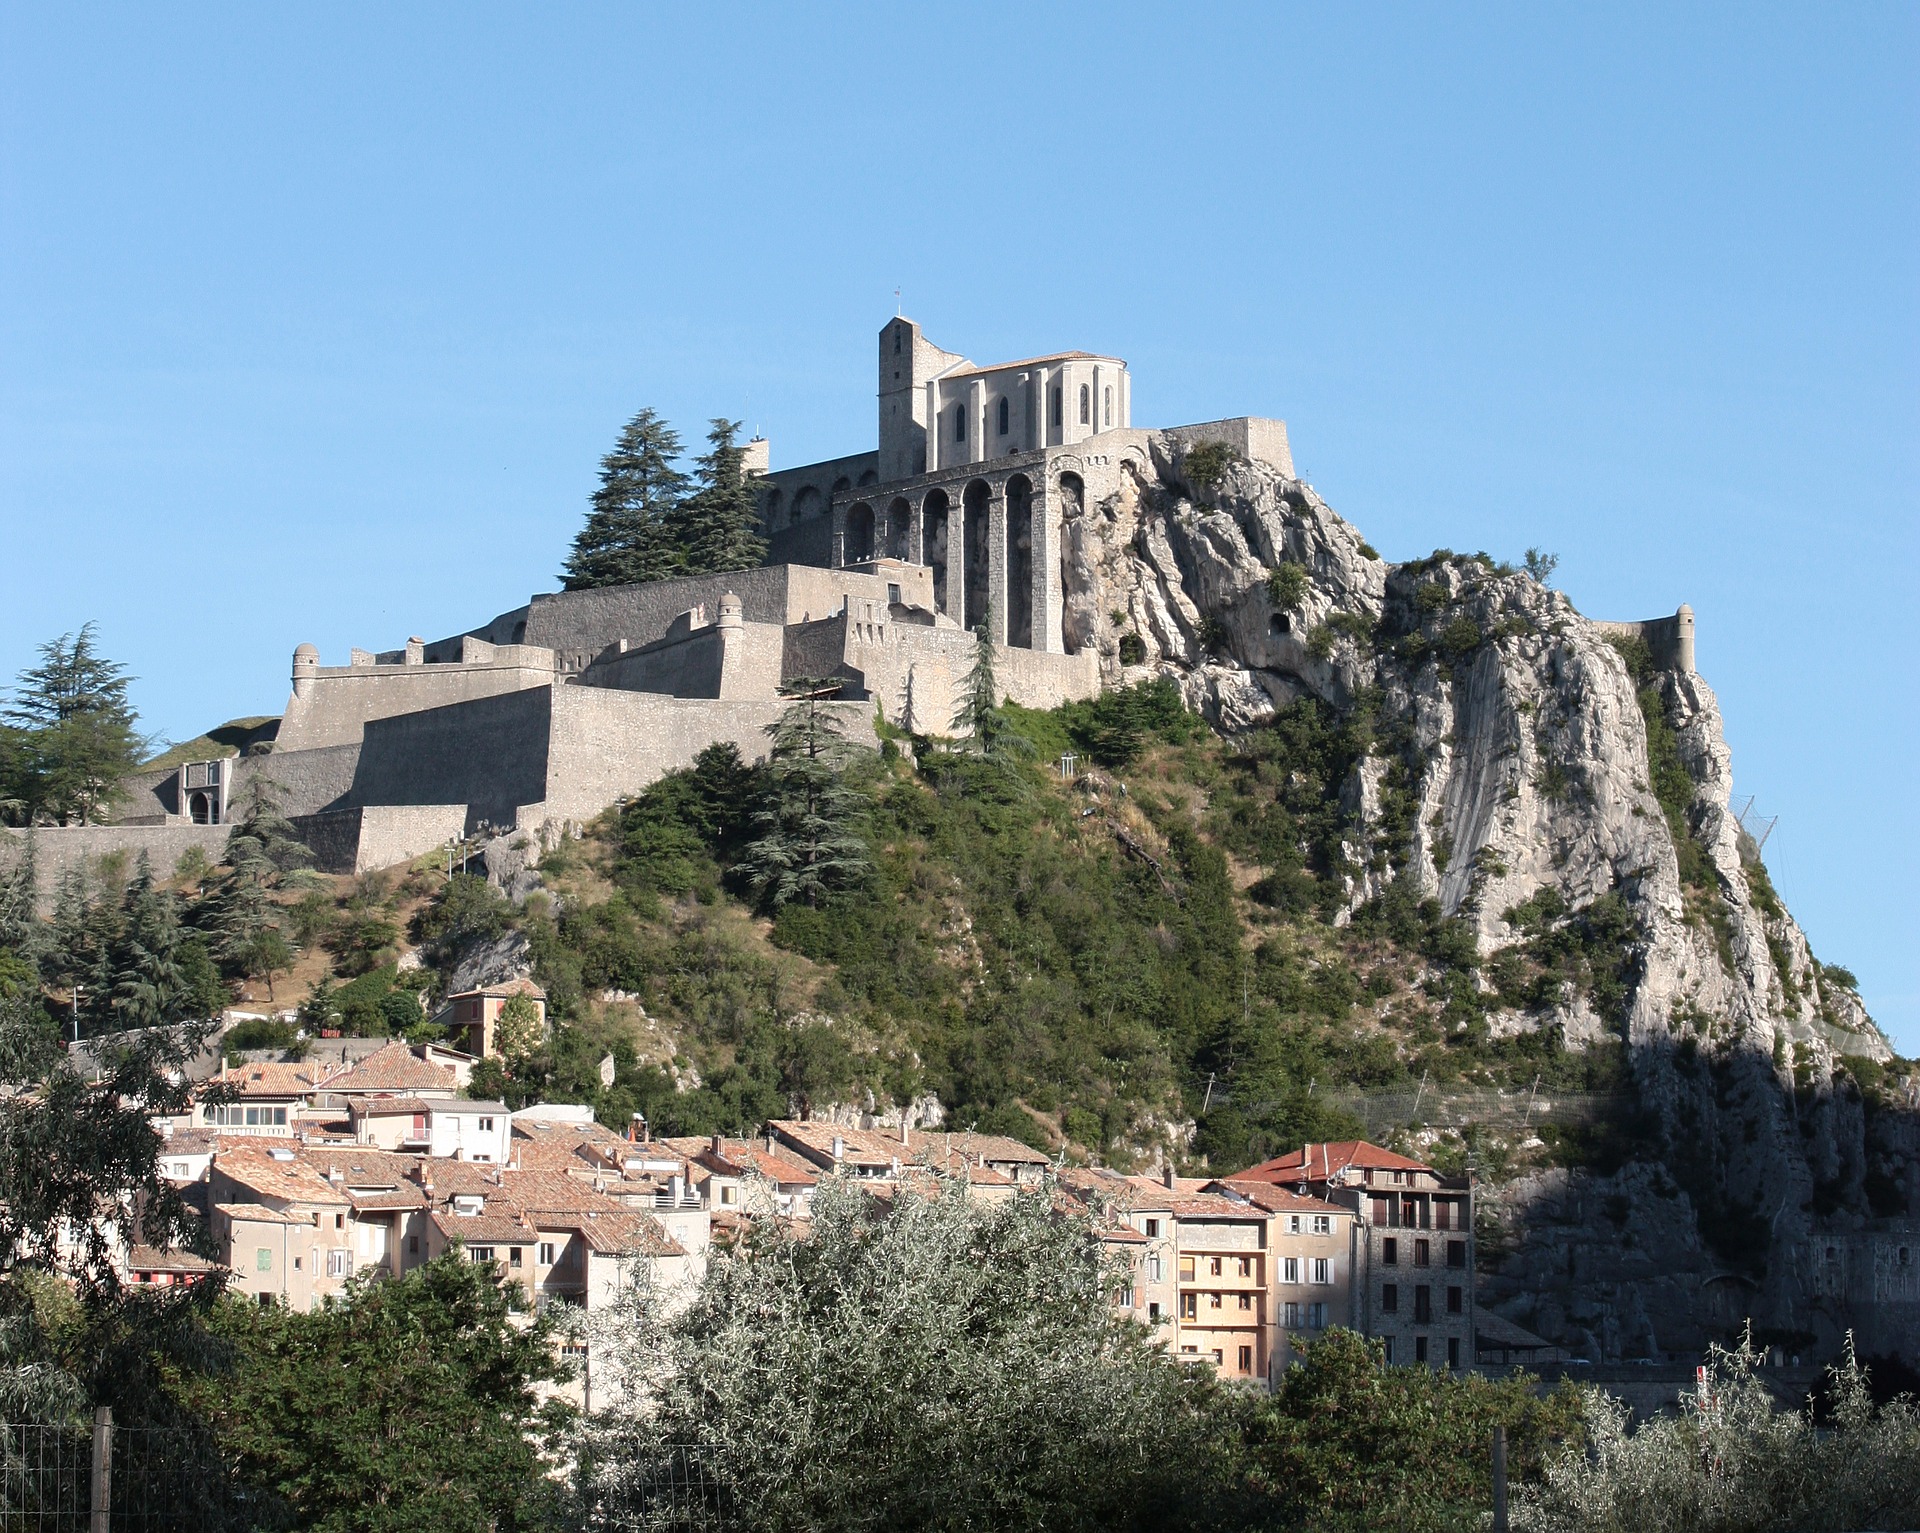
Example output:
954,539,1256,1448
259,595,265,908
1267,562,1309,609
1439,616,1483,659
1518,1333,1920,1533
1414,582,1450,614
1117,632,1146,665
1184,439,1236,492
1358,541,1381,560
1305,624,1336,660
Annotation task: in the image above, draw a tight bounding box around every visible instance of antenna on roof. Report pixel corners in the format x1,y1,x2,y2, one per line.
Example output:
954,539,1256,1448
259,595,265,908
894,287,902,316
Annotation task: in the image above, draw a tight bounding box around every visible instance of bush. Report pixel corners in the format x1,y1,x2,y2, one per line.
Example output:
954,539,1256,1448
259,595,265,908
1267,562,1309,609
1184,439,1236,492
1117,632,1146,665
1518,1333,1920,1533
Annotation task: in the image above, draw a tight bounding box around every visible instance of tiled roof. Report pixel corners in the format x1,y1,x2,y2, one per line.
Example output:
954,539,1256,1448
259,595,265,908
1240,1141,1433,1180
214,1148,348,1207
220,1061,332,1098
431,1208,535,1245
1210,1179,1351,1217
770,1121,1050,1174
213,1201,312,1225
328,1043,457,1096
511,1119,645,1173
126,1244,219,1272
536,1208,683,1258
943,350,1119,378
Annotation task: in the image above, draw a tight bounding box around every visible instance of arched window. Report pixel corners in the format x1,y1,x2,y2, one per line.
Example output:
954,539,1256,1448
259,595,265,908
1104,386,1113,426
997,397,1009,436
954,406,966,442
1079,385,1090,424
1050,387,1063,428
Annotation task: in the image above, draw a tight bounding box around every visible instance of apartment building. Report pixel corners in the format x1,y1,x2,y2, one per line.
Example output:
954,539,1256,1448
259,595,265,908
1238,1141,1476,1372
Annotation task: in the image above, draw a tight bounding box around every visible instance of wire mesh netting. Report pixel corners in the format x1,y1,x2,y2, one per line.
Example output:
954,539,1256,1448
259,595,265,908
0,1423,91,1529
0,1422,253,1532
579,1444,730,1532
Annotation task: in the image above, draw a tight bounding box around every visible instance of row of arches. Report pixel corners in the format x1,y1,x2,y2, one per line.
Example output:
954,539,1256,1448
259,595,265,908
764,468,880,532
840,470,1079,650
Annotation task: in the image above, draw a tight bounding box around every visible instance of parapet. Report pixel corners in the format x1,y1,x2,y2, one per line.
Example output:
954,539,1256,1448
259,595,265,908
1593,605,1696,674
1162,418,1295,479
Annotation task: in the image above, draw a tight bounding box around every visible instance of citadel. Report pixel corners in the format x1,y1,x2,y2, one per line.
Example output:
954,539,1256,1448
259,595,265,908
56,319,1320,878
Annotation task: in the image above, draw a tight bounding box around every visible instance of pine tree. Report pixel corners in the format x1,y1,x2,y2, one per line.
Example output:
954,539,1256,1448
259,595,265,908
736,681,872,910
671,418,769,576
108,854,187,1031
562,408,690,590
951,604,1020,758
4,624,144,824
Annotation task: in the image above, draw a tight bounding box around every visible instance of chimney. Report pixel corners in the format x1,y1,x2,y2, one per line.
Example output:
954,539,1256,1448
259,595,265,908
1162,1164,1176,1190
831,1135,845,1163
711,1133,723,1156
900,1117,910,1145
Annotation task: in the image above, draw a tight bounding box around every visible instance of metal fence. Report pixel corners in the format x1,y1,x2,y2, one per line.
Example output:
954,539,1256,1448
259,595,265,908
1,1413,244,1532
579,1445,730,1533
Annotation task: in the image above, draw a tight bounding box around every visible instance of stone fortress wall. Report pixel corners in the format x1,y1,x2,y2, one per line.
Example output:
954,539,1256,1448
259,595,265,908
3,316,1691,891
1593,606,1696,675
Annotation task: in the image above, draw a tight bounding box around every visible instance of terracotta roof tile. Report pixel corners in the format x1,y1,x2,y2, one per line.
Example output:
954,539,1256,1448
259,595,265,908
328,1043,457,1096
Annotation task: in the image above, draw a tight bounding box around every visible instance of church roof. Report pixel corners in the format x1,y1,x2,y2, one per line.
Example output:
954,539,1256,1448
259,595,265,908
943,350,1124,378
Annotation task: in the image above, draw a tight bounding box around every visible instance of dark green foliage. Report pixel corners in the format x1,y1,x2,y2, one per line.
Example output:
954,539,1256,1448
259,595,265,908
1414,581,1450,615
669,418,768,576
562,407,689,590
412,873,513,965
1053,677,1203,768
1184,439,1236,492
221,1015,301,1056
1439,615,1483,658
1117,632,1146,665
1,624,145,826
617,742,758,900
1492,888,1643,1029
1524,547,1559,586
198,1254,569,1533
737,685,874,910
1266,561,1309,609
1357,541,1381,560
1232,1328,1585,1532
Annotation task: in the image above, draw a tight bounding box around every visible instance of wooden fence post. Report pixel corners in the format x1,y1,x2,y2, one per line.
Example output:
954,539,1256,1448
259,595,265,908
89,1405,112,1533
1492,1423,1508,1533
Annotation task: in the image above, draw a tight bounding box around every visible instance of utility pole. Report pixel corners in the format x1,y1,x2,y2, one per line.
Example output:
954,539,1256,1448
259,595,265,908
71,984,83,1045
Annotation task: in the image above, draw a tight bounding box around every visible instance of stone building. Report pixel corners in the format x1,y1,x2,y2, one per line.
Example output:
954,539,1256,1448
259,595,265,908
1237,1140,1477,1373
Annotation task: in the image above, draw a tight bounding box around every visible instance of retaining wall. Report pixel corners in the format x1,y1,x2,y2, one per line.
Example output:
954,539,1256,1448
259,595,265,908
0,824,234,906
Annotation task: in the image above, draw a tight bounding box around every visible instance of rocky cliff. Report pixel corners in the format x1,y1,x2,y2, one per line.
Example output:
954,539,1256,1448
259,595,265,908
1060,438,1915,1363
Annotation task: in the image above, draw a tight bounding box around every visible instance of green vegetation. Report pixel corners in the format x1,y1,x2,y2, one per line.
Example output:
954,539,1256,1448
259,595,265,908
198,1254,570,1533
1183,439,1236,492
0,624,146,826
577,1174,1587,1533
562,408,766,591
1266,560,1309,609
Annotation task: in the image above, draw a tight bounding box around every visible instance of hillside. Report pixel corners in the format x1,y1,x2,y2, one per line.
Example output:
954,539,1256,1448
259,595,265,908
348,436,1907,1369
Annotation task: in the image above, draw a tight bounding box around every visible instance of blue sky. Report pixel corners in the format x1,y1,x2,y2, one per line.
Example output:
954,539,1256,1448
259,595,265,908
2,5,1915,1048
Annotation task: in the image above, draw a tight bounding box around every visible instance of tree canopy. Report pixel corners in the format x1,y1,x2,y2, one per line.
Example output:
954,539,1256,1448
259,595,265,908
561,410,766,591
1,624,144,825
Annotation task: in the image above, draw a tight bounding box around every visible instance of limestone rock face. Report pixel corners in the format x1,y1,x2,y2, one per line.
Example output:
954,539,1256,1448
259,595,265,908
1067,435,1906,1359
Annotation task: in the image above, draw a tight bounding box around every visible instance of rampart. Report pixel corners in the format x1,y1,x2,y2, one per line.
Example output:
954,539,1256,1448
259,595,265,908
1592,606,1696,674
1160,417,1296,477
0,824,234,907
278,639,559,752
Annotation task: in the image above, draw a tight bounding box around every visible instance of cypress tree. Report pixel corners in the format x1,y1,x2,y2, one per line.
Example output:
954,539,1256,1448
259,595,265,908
562,408,690,590
672,418,769,576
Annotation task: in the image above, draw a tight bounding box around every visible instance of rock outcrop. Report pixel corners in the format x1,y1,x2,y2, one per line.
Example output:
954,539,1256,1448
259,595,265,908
1060,436,1913,1361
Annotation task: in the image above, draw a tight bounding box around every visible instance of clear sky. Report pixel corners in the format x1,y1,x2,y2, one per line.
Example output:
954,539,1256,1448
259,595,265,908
2,5,1915,1048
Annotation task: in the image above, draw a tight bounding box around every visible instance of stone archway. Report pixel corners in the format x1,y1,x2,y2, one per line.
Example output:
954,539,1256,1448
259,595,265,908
845,502,875,565
1006,474,1034,648
962,479,992,634
886,497,912,560
922,489,951,615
